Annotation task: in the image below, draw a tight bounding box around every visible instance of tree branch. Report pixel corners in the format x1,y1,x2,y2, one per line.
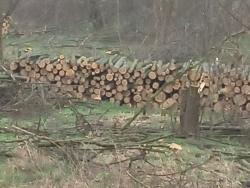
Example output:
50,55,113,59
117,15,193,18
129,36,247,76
217,0,250,31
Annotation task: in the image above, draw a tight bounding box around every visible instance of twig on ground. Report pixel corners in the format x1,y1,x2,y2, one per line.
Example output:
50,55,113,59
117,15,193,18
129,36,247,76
146,156,212,177
126,170,150,188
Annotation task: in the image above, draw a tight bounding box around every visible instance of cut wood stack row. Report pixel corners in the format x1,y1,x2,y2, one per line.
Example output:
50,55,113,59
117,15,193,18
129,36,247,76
9,55,250,115
1,16,11,36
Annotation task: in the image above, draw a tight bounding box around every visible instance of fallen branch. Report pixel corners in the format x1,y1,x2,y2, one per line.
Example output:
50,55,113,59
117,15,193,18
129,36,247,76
146,156,212,177
126,170,150,188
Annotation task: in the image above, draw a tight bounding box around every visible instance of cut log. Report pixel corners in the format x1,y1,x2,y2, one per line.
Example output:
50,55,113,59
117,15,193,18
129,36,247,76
188,69,201,82
19,60,27,68
38,58,48,69
56,63,62,70
106,92,112,98
25,65,32,72
162,98,177,109
46,64,54,72
32,64,40,72
28,70,36,78
55,75,61,81
39,76,47,82
241,85,250,95
123,97,130,104
35,73,41,79
47,73,55,81
235,79,243,87
61,77,72,85
165,75,174,82
133,94,142,103
214,101,224,113
152,82,160,90
59,70,65,77
78,85,85,93
72,65,78,71
106,73,114,81
155,92,166,103
173,93,179,100
233,94,247,106
40,69,48,76
222,77,230,86
164,85,173,94
65,69,75,78
135,78,143,85
62,85,74,92
94,88,101,95
246,103,250,112
117,85,124,92
234,86,241,94
115,92,123,101
52,69,58,74
173,80,181,90
133,71,141,78
169,61,177,71
20,69,28,76
136,85,144,92
148,71,157,80
202,88,210,96
123,90,131,97
10,62,18,71
119,66,127,75
111,89,117,95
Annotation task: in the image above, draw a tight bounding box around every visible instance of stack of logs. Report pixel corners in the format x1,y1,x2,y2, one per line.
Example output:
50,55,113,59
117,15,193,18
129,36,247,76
1,16,11,36
9,55,250,115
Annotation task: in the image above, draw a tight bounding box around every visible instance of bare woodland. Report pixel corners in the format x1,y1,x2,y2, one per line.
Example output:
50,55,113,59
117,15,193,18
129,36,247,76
0,0,250,188
6,0,249,58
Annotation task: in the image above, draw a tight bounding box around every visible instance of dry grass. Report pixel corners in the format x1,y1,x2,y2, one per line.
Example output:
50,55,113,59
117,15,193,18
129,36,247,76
0,96,249,188
0,141,248,188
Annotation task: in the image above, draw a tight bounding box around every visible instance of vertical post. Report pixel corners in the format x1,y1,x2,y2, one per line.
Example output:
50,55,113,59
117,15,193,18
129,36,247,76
180,86,200,138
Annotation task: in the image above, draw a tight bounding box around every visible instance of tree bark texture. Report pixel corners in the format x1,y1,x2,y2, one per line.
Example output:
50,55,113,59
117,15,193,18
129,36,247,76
180,86,200,138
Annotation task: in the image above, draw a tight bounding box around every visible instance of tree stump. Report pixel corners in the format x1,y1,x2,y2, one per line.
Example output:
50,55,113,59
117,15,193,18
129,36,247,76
180,86,200,138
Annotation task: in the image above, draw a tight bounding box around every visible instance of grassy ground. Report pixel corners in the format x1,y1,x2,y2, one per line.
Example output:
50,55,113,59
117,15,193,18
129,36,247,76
3,27,127,63
0,101,249,188
3,28,250,63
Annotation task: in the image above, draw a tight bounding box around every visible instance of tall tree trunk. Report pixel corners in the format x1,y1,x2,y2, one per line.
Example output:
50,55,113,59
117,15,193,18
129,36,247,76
89,0,104,30
0,21,3,64
180,86,200,138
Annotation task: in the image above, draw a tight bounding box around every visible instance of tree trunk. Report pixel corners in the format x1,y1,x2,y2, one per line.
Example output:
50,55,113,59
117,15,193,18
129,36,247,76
180,86,200,138
0,21,3,63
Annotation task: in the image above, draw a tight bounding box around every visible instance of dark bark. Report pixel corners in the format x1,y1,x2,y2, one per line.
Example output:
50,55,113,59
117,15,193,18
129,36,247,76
180,87,200,138
89,0,104,30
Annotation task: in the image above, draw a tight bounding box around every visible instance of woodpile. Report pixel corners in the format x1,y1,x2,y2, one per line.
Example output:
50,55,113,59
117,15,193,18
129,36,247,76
9,55,250,115
1,16,11,36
